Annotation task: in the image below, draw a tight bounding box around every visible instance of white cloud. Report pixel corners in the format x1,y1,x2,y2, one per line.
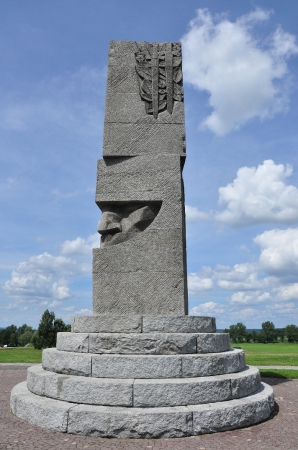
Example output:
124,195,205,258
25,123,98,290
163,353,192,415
188,267,213,294
275,284,298,301
216,160,298,227
215,263,271,290
61,233,100,256
181,8,298,135
185,205,210,223
190,301,225,316
230,291,271,305
2,252,83,301
254,228,298,275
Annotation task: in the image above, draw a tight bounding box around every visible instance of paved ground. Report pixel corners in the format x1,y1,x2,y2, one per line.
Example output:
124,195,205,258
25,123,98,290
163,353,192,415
1,368,298,450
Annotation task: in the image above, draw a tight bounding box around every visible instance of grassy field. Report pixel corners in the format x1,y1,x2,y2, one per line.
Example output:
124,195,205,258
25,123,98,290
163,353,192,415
237,342,298,366
0,347,42,363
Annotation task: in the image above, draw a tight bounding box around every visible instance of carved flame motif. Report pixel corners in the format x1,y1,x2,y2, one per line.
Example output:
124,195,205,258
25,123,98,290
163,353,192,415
135,42,183,119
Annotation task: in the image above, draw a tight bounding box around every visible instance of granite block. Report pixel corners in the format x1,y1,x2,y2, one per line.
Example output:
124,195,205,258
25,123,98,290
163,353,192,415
91,354,182,379
68,404,192,438
190,382,274,435
72,315,142,333
42,348,91,377
92,271,187,315
182,349,246,377
134,376,231,407
102,123,186,157
142,316,216,333
56,332,89,352
92,230,184,273
104,93,185,124
11,381,73,432
88,333,196,355
196,333,230,353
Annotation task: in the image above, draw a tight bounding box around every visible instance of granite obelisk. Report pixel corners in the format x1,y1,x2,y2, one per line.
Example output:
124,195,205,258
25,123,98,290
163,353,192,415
93,41,188,315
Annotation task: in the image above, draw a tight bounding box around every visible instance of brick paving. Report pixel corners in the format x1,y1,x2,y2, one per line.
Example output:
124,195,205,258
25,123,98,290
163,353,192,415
1,369,298,450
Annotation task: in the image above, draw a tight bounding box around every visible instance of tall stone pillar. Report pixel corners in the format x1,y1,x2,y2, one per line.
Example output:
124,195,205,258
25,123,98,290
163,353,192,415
11,41,274,438
93,41,188,315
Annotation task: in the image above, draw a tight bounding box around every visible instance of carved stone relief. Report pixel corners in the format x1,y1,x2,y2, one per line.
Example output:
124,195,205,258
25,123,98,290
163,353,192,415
135,42,183,119
97,202,162,247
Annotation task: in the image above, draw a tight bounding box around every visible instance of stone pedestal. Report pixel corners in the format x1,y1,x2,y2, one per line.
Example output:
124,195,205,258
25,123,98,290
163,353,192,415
11,315,274,437
11,40,274,437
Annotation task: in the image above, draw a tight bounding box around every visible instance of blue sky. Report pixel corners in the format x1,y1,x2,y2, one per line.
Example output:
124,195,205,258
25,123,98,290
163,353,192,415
1,0,298,329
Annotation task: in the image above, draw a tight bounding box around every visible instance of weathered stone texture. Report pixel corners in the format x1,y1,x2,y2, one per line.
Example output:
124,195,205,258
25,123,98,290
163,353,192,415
190,383,274,435
56,332,89,353
42,348,91,377
68,404,193,438
142,315,216,333
72,315,142,333
181,349,246,378
91,354,182,379
196,333,230,353
11,382,73,432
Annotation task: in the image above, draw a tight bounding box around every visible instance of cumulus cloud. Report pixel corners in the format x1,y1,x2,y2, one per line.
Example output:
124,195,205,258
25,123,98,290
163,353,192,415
61,233,100,256
181,8,298,135
255,228,298,275
185,205,210,223
229,291,271,305
188,267,213,294
2,252,85,301
190,301,225,316
275,284,298,301
2,232,95,304
216,160,298,227
215,263,273,291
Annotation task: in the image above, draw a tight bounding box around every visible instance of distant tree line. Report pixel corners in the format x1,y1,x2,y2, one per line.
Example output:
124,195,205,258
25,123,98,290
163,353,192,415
0,309,70,349
224,321,298,343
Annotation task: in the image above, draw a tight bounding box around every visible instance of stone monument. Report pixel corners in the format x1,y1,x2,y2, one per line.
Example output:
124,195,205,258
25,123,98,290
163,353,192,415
11,41,274,438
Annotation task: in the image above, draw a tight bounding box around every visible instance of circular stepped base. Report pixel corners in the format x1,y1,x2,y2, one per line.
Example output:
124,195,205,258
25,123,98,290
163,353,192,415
11,381,274,438
27,364,260,407
42,347,246,378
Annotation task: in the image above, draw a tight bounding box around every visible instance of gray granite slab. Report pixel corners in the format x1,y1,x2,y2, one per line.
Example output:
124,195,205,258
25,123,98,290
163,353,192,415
42,348,91,377
68,403,192,438
142,316,216,333
103,123,186,157
91,354,182,379
11,381,74,432
190,382,274,434
72,315,142,333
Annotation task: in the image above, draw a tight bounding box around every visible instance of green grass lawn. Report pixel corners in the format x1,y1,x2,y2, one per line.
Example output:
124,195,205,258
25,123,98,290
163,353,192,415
0,347,42,363
237,342,298,366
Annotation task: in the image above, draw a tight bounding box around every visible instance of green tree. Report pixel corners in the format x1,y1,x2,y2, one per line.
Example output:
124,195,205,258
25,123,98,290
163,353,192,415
18,329,34,346
251,330,258,343
285,324,298,343
32,310,67,349
245,332,252,343
261,321,277,343
229,323,247,343
0,325,17,346
277,328,285,343
257,330,266,343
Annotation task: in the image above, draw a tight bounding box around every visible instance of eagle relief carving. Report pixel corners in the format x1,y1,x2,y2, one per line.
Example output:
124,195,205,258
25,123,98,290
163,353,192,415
135,42,183,119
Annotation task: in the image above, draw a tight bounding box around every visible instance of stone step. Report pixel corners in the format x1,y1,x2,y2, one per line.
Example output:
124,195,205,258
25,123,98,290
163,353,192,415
11,381,274,438
27,364,260,407
42,348,246,378
72,315,216,333
56,331,230,354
